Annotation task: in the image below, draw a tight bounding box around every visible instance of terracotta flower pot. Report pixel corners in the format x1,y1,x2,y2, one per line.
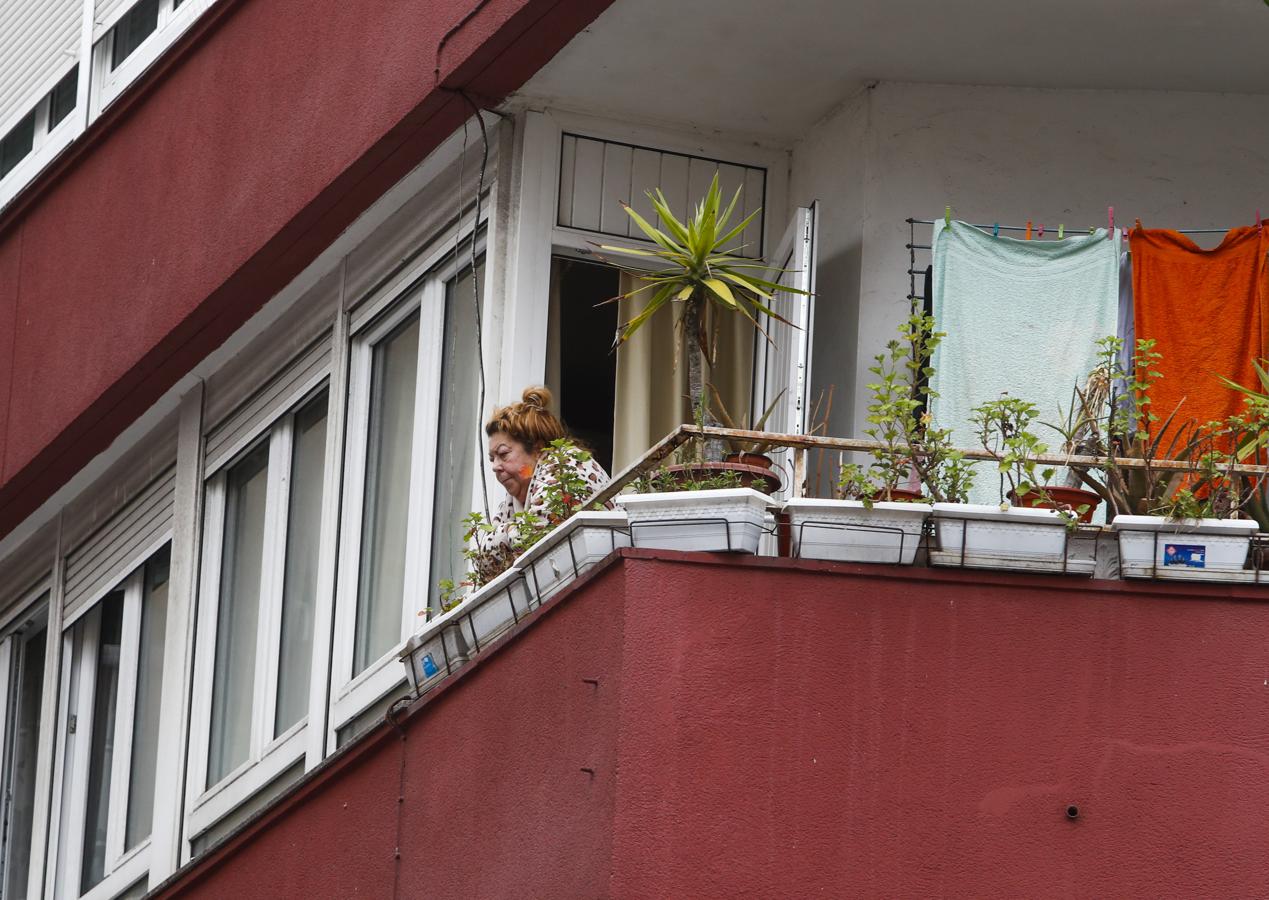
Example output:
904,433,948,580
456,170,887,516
666,461,782,495
1008,486,1102,523
724,452,774,470
869,487,924,503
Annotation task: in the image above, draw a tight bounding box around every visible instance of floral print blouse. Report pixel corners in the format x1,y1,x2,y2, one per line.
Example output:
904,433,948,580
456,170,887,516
469,445,611,585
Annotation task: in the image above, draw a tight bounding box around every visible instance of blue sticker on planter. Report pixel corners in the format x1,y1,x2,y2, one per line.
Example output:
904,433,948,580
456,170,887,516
421,654,439,677
1163,543,1205,568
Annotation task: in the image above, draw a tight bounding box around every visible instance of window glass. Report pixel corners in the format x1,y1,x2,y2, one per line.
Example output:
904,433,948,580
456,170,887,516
125,549,169,849
81,591,125,893
2,613,47,900
48,66,79,129
274,392,328,735
354,314,420,674
427,262,483,615
208,443,269,785
111,0,160,70
0,112,35,179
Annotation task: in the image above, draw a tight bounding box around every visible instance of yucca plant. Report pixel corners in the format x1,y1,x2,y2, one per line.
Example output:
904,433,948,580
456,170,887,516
597,173,809,459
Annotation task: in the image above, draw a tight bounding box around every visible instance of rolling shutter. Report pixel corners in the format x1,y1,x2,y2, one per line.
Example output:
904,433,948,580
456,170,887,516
204,337,331,474
0,0,80,133
63,467,175,625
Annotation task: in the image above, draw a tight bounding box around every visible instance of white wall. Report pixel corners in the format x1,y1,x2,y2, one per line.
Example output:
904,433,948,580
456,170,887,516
793,80,1269,440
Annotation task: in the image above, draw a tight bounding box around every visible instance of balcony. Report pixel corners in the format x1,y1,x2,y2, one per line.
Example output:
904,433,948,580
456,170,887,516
154,545,1269,898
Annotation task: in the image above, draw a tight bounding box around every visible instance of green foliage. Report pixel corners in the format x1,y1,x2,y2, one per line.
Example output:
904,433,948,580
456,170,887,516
598,174,810,448
837,313,973,504
970,394,1056,502
1061,336,1240,517
631,466,744,494
437,439,601,606
599,173,804,350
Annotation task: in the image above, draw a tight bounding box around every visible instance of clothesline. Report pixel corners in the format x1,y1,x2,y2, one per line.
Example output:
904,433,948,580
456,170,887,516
906,217,1239,235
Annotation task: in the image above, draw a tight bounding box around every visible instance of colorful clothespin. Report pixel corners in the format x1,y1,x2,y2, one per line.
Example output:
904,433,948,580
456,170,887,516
1107,206,1114,240
1257,209,1263,232
1025,220,1033,241
1134,218,1142,232
1038,224,1045,239
993,222,1000,238
1058,224,1065,240
945,206,952,228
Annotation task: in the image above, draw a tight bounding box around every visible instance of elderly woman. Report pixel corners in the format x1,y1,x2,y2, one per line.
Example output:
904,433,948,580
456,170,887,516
470,386,610,583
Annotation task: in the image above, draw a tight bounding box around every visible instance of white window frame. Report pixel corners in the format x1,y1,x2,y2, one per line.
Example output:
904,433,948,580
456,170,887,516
184,376,331,840
0,62,82,212
50,542,170,900
90,0,217,119
329,229,487,741
0,582,53,900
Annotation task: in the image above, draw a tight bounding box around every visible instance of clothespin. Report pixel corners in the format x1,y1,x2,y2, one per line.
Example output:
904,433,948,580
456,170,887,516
1134,218,1142,232
1107,206,1114,240
1038,224,1045,239
1058,224,1065,240
1025,220,1033,241
945,206,952,228
993,222,1000,238
1257,209,1263,232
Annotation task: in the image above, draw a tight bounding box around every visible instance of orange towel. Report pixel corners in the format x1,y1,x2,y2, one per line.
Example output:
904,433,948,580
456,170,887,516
1131,224,1269,436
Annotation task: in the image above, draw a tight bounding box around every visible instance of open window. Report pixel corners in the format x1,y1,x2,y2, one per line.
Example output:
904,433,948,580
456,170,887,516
752,203,818,497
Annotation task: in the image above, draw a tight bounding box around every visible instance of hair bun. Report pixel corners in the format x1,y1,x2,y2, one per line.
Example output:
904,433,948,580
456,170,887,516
521,385,553,411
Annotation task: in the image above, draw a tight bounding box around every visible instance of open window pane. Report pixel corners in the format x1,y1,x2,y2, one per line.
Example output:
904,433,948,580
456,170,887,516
427,262,483,614
208,443,269,786
2,615,47,900
275,392,328,735
354,315,420,674
125,548,169,849
81,591,125,893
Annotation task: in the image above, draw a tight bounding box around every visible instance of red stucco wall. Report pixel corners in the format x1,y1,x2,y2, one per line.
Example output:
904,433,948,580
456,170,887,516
0,0,613,537
159,552,1269,898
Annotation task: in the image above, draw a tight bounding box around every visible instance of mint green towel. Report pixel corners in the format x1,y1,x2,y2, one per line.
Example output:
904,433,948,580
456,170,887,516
930,220,1120,506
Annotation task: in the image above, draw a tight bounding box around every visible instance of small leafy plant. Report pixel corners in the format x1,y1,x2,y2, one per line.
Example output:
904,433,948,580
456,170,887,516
837,313,973,505
434,439,602,610
969,393,1088,526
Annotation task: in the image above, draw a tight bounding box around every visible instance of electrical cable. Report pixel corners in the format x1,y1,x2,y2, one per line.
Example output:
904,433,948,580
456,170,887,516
456,91,492,522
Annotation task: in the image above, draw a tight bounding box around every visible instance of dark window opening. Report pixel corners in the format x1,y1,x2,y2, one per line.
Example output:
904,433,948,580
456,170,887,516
111,0,160,70
550,257,620,473
0,111,35,179
48,66,79,128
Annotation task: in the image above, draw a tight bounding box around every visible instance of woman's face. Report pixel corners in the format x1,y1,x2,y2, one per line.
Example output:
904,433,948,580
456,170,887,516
487,431,538,505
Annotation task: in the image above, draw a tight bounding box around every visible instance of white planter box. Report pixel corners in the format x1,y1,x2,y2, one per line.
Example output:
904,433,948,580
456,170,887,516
929,503,1093,575
513,510,631,603
399,564,534,694
1113,515,1257,581
785,498,930,565
616,488,778,554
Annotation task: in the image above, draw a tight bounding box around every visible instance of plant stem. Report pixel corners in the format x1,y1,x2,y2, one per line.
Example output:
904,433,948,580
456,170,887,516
684,296,726,461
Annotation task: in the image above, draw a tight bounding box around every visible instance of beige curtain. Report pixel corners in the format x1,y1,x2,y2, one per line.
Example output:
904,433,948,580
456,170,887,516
612,271,753,471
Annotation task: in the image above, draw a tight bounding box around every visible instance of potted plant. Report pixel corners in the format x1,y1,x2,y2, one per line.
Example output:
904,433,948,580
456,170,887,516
929,393,1094,574
786,313,973,565
599,173,804,552
1113,413,1263,581
1054,337,1264,580
617,461,778,554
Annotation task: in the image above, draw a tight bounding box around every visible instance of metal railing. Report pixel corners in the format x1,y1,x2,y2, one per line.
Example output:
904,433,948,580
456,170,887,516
587,424,1269,507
